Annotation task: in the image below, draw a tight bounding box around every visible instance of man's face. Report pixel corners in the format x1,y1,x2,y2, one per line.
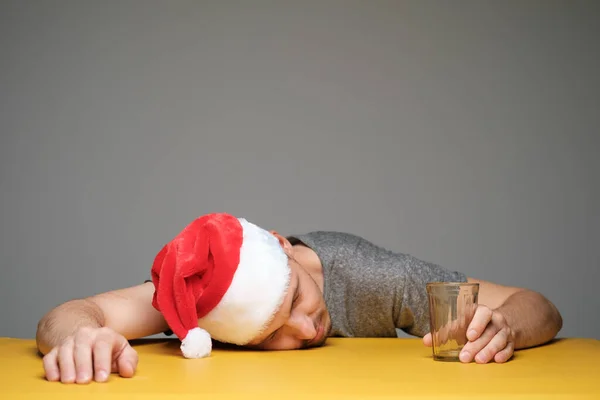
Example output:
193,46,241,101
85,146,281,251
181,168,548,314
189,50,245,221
246,256,331,350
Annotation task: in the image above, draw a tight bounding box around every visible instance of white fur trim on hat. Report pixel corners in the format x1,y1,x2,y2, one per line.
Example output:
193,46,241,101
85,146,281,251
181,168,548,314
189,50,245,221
181,327,212,359
196,218,290,345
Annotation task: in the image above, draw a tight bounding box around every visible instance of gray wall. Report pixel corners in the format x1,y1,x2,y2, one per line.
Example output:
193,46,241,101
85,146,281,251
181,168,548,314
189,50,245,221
1,1,598,340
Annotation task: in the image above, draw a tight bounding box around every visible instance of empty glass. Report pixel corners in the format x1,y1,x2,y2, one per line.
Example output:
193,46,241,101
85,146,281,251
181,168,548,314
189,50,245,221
426,282,479,361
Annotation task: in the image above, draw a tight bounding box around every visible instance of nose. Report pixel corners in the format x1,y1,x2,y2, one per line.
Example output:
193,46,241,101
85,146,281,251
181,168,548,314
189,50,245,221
286,313,316,340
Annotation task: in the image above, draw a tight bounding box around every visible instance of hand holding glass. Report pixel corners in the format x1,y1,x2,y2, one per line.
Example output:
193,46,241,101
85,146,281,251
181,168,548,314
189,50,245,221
426,282,479,361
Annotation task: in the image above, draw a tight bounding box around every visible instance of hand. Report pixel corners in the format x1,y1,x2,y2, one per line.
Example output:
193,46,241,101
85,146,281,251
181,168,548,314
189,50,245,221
423,305,515,364
42,326,138,384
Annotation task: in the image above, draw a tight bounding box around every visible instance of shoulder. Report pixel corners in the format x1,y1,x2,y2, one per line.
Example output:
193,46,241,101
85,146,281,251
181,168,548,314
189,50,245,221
288,231,364,248
288,230,409,260
287,231,367,272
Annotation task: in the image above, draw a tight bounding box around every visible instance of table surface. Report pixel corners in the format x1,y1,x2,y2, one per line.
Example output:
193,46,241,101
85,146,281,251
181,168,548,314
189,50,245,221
1,337,599,399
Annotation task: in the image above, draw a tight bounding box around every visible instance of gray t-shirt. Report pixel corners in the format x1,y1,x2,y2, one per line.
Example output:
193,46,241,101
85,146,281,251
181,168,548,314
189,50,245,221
287,231,467,338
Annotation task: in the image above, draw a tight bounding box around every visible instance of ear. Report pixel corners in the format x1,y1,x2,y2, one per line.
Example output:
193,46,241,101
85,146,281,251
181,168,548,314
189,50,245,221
269,230,293,256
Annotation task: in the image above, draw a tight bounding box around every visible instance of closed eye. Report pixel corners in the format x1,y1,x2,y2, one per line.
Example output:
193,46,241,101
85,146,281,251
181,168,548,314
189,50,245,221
256,275,300,348
292,287,301,308
265,330,277,343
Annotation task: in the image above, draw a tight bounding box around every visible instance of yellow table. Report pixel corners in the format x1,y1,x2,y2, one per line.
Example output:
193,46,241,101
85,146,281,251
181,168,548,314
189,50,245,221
1,337,598,399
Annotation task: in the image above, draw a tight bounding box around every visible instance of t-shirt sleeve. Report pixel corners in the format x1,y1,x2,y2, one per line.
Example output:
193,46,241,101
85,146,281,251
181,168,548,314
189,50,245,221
395,255,467,337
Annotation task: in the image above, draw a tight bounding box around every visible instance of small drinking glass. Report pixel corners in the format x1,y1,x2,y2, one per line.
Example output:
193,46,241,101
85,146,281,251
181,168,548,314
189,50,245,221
426,282,479,361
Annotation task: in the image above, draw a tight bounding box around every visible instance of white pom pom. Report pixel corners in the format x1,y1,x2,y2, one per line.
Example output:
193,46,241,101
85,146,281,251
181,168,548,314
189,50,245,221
180,327,212,358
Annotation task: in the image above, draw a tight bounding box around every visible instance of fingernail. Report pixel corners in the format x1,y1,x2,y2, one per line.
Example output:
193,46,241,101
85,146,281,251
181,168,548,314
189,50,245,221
460,350,470,362
468,329,477,338
96,370,108,382
46,372,59,381
126,361,135,373
476,352,486,363
77,373,90,382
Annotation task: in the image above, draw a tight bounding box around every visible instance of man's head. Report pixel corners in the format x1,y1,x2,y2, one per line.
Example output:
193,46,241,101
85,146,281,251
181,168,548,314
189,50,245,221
245,231,331,351
150,213,330,358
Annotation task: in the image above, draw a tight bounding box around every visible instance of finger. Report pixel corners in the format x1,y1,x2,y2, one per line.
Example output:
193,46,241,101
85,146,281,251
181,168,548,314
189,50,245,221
432,318,461,347
449,318,468,346
423,333,432,347
57,339,76,383
466,306,493,342
73,329,94,384
494,338,515,363
437,322,449,345
457,312,467,345
474,327,510,364
95,328,133,381
460,303,477,342
459,324,497,363
42,347,60,382
116,345,138,378
92,331,116,382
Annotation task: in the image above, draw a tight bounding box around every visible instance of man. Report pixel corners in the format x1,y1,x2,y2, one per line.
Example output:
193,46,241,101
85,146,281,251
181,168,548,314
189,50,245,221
36,213,563,384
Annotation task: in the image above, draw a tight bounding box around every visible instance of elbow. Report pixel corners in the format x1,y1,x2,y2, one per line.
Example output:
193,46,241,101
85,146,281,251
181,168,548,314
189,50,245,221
537,294,563,344
549,301,563,337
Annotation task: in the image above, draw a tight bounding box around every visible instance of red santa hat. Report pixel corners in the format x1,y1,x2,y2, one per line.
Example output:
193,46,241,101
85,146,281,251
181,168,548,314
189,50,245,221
150,213,290,358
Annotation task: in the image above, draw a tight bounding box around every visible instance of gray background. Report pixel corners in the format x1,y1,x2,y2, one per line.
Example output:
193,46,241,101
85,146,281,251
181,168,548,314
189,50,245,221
1,0,598,340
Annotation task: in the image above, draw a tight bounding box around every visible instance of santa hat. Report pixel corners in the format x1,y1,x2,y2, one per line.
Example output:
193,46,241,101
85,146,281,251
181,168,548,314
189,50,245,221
150,213,290,358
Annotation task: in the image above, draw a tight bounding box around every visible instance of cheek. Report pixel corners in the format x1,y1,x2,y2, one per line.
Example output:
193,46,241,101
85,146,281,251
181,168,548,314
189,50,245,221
270,335,303,350
304,287,325,313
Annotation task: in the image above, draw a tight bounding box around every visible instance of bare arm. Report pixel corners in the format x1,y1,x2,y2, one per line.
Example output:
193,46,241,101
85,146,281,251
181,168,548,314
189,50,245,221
423,277,562,363
36,282,169,355
37,282,170,383
467,277,563,349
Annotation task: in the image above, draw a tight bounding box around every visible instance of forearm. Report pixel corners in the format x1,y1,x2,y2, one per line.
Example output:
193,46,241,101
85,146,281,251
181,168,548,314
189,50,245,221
36,299,105,355
494,289,562,349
